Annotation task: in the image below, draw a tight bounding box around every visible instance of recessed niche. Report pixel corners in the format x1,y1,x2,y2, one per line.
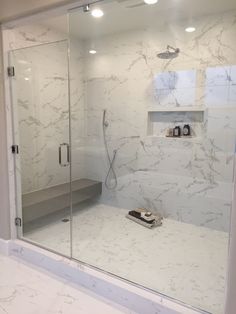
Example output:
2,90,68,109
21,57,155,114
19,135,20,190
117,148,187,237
147,109,205,138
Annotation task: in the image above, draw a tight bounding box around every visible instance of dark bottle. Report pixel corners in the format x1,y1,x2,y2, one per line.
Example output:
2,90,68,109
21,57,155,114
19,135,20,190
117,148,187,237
173,126,181,137
183,124,191,136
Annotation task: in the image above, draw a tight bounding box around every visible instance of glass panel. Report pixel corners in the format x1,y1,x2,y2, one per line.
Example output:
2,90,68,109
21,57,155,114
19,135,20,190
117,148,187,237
9,40,71,257
69,1,236,313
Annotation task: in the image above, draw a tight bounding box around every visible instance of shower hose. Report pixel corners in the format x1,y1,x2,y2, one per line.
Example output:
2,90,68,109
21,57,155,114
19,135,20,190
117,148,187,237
102,109,118,190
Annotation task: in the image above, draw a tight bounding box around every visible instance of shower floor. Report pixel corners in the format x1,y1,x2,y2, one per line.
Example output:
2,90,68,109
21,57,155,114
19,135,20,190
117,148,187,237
24,201,228,314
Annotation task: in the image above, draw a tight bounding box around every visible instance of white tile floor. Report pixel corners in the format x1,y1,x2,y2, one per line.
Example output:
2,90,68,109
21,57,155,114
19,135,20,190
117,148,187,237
0,254,135,314
25,202,229,314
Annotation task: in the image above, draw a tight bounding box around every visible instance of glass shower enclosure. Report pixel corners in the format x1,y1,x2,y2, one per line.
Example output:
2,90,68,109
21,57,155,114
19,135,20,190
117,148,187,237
8,0,236,313
9,40,72,256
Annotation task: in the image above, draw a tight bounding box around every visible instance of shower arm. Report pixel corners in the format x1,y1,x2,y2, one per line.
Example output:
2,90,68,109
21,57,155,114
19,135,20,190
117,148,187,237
167,45,180,53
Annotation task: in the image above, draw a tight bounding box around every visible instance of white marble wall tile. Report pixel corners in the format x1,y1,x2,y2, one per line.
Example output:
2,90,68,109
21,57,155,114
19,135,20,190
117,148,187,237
205,85,230,107
155,87,196,107
5,25,87,193
11,41,70,193
5,10,236,233
205,66,231,86
70,39,87,182
4,17,67,51
78,10,236,232
229,85,236,105
154,70,196,90
230,65,236,85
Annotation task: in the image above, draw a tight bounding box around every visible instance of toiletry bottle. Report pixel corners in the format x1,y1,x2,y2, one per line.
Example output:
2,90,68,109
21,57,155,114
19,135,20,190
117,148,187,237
183,124,191,136
173,126,181,137
166,128,173,137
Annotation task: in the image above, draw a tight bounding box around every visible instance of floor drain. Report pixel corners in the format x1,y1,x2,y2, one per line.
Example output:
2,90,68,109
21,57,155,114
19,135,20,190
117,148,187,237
61,218,70,223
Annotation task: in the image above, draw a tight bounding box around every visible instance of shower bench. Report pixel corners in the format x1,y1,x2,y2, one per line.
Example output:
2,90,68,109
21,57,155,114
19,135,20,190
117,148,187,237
22,179,102,223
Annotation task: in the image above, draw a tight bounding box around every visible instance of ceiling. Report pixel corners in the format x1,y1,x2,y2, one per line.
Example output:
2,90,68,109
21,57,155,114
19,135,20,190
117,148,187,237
0,0,80,23
67,0,236,40
3,0,236,40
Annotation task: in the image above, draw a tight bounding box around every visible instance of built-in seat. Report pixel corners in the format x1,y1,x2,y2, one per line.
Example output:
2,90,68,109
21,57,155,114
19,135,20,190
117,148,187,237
22,179,102,223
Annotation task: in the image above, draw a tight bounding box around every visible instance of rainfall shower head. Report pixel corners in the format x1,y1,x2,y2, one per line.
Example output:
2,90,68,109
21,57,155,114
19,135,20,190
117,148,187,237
157,45,180,59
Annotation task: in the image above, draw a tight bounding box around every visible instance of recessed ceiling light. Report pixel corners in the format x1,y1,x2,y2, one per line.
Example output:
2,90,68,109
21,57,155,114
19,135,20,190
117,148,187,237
185,27,196,33
89,50,97,54
91,9,104,18
144,0,158,4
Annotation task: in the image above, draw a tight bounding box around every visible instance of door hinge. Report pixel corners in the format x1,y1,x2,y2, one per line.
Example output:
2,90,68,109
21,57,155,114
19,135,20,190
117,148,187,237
7,66,15,77
15,217,22,227
11,145,19,154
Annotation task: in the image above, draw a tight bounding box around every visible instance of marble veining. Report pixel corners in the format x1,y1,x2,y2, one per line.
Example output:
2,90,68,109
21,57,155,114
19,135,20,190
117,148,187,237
0,253,135,314
2,8,236,314
9,41,70,193
1,239,205,314
24,202,228,314
4,11,236,231
80,11,236,232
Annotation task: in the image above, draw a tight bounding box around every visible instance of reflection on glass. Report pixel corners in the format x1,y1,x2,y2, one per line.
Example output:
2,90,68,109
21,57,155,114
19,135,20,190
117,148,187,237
68,3,235,314
7,1,236,314
10,41,71,256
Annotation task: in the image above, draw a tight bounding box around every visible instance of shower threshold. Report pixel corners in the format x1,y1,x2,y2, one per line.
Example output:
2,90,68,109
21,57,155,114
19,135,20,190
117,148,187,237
6,239,205,314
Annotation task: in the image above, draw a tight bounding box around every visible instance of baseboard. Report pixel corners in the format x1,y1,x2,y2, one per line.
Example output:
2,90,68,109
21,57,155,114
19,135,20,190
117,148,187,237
0,238,9,255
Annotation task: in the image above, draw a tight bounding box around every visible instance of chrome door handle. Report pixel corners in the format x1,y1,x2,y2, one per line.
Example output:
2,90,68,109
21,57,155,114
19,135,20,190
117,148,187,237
59,143,70,167
66,142,70,164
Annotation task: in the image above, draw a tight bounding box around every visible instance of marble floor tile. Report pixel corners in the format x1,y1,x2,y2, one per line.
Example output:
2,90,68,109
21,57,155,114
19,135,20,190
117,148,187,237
24,201,229,314
0,254,135,314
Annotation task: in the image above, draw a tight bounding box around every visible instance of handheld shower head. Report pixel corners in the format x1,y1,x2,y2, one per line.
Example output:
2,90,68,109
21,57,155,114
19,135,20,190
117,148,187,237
102,109,118,189
103,109,109,127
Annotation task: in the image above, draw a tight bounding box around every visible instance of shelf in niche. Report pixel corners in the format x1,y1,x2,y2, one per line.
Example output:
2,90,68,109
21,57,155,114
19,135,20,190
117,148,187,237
147,108,205,138
146,135,202,141
148,106,205,112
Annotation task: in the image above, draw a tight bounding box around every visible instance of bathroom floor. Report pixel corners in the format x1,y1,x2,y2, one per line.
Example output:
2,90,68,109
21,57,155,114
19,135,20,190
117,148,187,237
0,253,134,314
24,202,229,314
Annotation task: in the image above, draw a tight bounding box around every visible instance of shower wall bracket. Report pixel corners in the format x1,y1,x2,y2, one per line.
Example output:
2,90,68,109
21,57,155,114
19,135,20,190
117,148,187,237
11,144,19,154
14,217,22,227
7,66,15,77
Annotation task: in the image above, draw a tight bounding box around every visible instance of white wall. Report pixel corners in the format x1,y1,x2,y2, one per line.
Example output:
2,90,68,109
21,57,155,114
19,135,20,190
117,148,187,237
0,27,10,239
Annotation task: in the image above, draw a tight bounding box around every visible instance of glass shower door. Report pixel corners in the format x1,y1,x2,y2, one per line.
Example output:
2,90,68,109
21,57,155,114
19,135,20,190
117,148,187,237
68,2,235,314
9,40,72,256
